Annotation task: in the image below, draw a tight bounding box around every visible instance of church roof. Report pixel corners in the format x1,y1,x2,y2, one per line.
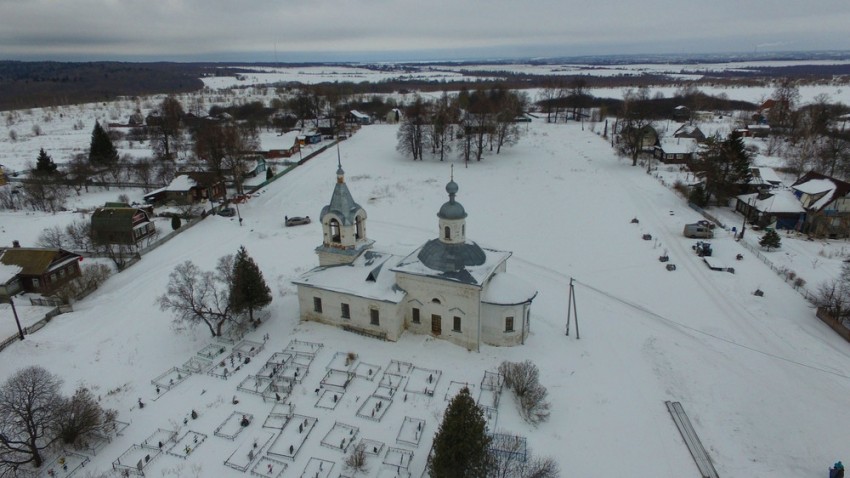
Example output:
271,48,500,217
292,250,406,303
321,170,364,226
437,179,467,220
393,245,511,286
482,272,538,305
416,239,486,272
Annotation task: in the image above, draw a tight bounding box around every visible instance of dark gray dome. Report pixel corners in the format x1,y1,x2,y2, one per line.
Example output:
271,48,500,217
438,179,467,220
417,239,486,272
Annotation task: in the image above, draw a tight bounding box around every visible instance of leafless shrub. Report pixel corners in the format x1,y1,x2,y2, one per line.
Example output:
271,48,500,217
37,225,66,248
499,361,551,425
344,443,367,473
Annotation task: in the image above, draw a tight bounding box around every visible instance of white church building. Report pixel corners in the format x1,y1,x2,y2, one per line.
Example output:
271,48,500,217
292,163,537,351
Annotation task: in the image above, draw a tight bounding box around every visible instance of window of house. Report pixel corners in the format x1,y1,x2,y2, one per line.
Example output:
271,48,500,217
58,268,65,278
370,309,380,326
341,303,350,319
453,316,461,332
32,278,40,289
505,316,514,332
50,273,57,282
412,307,420,324
313,297,323,313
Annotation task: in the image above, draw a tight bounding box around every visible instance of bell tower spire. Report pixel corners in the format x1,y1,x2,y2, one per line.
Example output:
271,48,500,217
316,154,373,266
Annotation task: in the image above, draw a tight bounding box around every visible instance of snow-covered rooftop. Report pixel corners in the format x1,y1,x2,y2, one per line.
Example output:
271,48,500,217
0,262,21,284
657,137,697,154
738,191,805,214
482,272,537,305
166,174,197,192
393,246,511,286
292,250,406,303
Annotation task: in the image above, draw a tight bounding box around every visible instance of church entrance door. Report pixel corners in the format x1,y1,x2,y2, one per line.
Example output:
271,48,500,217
431,314,442,335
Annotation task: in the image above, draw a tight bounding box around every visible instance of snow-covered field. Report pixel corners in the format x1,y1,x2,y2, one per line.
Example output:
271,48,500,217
3,117,850,477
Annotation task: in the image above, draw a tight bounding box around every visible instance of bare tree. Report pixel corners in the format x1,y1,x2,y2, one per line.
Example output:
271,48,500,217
396,97,428,161
56,387,116,446
152,96,185,160
21,176,68,212
37,225,66,249
0,366,63,472
498,361,551,425
344,443,368,474
157,258,236,337
617,88,656,166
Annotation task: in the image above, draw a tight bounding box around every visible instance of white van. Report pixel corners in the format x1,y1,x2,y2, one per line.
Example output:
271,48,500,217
683,223,714,238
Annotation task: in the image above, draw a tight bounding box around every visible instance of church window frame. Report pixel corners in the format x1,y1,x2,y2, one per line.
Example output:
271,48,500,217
341,303,350,319
505,316,514,332
355,215,363,240
412,307,420,324
313,297,323,313
444,226,451,240
453,316,461,332
370,308,380,326
329,218,341,243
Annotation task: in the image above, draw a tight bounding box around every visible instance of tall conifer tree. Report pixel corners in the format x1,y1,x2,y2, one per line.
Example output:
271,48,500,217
88,121,118,166
230,246,272,322
429,387,491,478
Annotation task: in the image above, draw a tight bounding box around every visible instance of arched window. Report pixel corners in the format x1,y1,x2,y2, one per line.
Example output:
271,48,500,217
329,218,341,242
444,226,451,240
431,298,441,305
355,215,363,240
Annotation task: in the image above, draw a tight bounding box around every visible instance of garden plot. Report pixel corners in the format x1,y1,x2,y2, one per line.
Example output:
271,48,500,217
374,372,404,400
301,457,334,478
223,430,275,472
478,370,504,407
140,428,177,451
197,343,228,360
320,422,359,453
481,405,499,430
477,387,501,408
377,469,411,478
356,395,392,421
326,351,359,371
387,359,413,375
261,377,293,402
214,411,254,440
285,339,324,356
150,367,189,391
315,388,345,410
489,432,528,464
113,445,160,475
74,419,127,456
238,375,273,396
233,339,265,357
404,366,441,396
266,414,317,460
359,439,385,456
208,354,246,379
263,402,293,429
74,433,109,456
165,431,207,459
396,417,425,447
383,447,414,470
353,362,381,380
445,381,475,401
250,456,287,478
41,451,89,478
320,369,353,391
181,356,211,374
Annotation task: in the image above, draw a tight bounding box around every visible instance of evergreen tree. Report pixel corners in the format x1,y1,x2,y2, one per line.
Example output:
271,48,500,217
33,148,58,177
88,121,118,166
171,216,181,230
688,183,708,207
230,246,272,322
691,131,752,204
759,229,782,251
429,387,491,478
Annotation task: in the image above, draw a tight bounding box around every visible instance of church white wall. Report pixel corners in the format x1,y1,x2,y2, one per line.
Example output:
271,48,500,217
481,302,529,346
396,273,481,351
316,249,358,267
297,285,403,341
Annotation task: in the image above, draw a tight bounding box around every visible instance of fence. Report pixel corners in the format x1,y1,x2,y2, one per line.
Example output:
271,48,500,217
736,239,816,303
816,308,850,342
0,304,69,354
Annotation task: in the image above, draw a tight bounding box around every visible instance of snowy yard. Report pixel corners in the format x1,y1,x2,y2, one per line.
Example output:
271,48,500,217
3,117,850,478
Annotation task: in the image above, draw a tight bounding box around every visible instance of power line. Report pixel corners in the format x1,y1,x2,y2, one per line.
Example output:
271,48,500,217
573,278,850,380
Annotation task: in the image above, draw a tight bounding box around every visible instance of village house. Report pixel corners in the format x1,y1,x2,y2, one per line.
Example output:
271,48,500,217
792,171,850,238
0,245,82,296
91,203,157,246
346,110,373,125
672,124,706,143
735,190,805,230
654,137,697,164
144,171,226,206
293,164,537,351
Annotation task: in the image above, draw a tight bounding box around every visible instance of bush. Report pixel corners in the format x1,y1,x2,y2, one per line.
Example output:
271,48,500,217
499,361,551,425
344,443,367,472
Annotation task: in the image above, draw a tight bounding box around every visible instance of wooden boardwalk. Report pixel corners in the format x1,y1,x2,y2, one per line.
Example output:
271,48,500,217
666,401,719,478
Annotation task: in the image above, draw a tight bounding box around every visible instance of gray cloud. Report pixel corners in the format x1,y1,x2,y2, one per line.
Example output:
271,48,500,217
1,0,849,60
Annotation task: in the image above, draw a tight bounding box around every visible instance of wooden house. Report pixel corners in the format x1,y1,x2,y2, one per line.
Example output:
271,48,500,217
144,171,226,206
0,246,82,295
91,204,156,246
346,110,372,125
791,172,850,238
654,138,697,164
673,124,706,143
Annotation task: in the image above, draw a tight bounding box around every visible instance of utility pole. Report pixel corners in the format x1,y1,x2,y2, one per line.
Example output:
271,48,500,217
566,278,580,339
6,297,24,340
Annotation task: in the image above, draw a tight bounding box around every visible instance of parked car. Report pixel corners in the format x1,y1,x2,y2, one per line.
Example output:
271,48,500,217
285,215,311,227
683,223,714,238
218,207,236,217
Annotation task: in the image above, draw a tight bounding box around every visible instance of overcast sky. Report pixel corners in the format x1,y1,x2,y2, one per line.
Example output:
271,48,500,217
2,0,849,62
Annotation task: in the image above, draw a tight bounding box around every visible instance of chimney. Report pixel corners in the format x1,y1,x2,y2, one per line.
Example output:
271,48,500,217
12,240,20,248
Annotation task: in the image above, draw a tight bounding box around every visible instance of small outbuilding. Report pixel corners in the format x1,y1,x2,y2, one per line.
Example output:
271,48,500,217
91,204,156,246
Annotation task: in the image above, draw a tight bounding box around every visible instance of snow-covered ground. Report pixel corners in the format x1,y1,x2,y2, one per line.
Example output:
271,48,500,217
3,119,850,477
